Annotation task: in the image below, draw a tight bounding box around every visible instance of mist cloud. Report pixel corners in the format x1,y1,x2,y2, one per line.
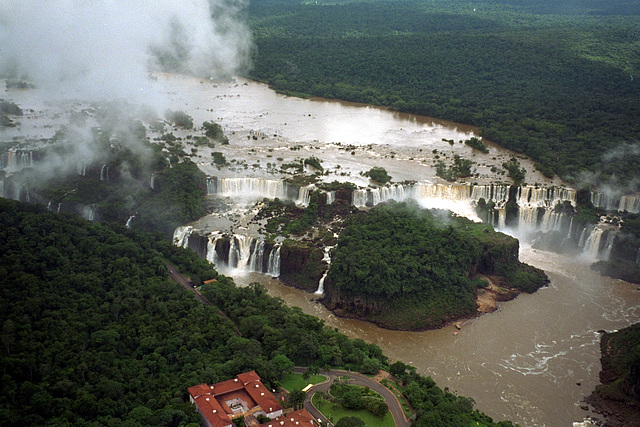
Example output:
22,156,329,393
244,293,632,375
0,0,253,101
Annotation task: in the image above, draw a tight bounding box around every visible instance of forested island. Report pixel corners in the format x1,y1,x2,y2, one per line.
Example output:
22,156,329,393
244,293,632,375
0,198,516,426
323,202,548,330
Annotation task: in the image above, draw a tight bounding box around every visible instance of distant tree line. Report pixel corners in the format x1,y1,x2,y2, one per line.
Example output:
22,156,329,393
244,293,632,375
248,0,640,186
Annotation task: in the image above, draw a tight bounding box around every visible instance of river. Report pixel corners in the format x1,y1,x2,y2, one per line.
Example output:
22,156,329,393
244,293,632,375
233,245,640,426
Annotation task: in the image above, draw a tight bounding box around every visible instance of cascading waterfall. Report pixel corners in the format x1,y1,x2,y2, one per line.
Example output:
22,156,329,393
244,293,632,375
315,246,334,295
77,161,86,176
579,226,604,260
82,205,95,221
0,179,4,198
125,215,135,228
195,231,281,276
619,195,640,213
266,245,281,277
173,226,193,248
173,180,630,273
0,150,33,171
591,191,640,214
326,191,336,205
206,176,315,207
150,173,156,190
601,231,616,261
215,177,289,199
100,165,109,181
296,185,314,207
206,233,223,265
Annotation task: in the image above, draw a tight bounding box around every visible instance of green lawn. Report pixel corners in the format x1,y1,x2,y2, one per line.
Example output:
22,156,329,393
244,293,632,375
280,372,326,392
312,394,396,427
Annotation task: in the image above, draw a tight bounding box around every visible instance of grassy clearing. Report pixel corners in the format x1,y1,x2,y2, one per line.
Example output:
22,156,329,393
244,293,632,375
312,394,396,427
280,373,326,391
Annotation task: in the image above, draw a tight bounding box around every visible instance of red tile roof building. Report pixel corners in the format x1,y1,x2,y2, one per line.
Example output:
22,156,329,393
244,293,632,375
188,371,284,427
258,409,316,427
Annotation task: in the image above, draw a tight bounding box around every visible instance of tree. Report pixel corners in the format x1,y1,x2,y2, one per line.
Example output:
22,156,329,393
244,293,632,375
271,354,294,379
364,167,391,183
389,361,407,379
288,389,307,410
335,416,365,427
341,389,362,409
203,121,229,144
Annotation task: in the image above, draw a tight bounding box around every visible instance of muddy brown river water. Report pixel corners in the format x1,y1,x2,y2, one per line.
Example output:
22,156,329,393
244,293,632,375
233,246,640,427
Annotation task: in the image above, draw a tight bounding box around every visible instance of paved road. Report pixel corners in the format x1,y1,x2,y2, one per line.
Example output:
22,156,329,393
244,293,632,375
293,367,411,427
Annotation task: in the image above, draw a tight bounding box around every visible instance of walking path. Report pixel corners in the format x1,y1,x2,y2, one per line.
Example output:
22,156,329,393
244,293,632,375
293,367,411,427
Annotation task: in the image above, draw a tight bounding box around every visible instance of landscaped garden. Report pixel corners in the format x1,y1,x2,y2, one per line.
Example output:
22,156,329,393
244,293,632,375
311,379,395,427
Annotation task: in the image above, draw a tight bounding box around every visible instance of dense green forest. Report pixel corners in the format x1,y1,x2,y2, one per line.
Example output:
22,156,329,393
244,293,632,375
247,0,640,185
324,202,547,330
0,199,517,426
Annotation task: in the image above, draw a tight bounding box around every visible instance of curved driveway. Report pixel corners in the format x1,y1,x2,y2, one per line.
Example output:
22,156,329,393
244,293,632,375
293,367,411,427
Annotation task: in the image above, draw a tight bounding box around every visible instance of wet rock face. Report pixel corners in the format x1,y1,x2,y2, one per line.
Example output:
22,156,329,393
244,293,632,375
279,242,324,292
322,286,383,317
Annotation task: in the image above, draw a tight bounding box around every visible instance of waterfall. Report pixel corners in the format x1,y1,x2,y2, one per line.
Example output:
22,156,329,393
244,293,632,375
315,246,334,295
215,177,289,200
77,161,86,176
100,165,109,181
57,203,62,213
125,215,135,228
267,245,281,277
207,177,217,195
47,201,52,211
1,150,33,172
580,226,604,261
207,176,318,207
601,231,616,261
82,205,95,221
249,239,265,271
590,191,640,213
227,234,270,273
0,179,4,198
353,184,415,207
150,173,156,190
326,191,336,205
619,195,640,213
199,233,281,275
173,226,193,248
296,185,314,207
206,233,223,265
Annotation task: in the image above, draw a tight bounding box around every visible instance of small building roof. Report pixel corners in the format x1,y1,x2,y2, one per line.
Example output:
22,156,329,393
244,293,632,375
259,409,316,427
208,377,246,396
237,370,261,385
245,379,282,414
188,383,213,400
194,395,232,427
